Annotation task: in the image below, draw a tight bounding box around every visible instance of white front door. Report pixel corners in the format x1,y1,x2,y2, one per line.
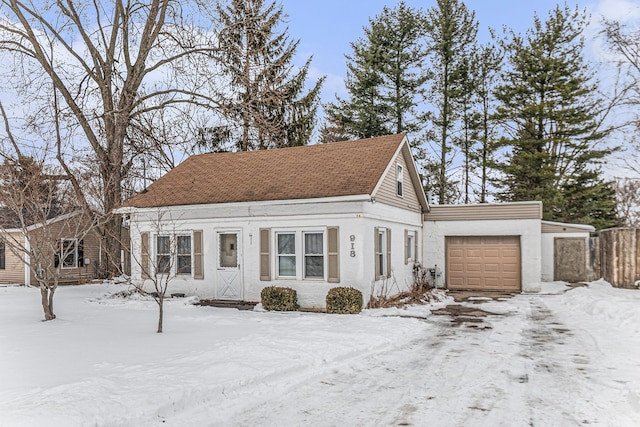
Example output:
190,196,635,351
216,231,243,300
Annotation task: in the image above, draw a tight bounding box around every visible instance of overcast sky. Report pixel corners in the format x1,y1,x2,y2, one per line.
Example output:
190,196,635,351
280,0,640,104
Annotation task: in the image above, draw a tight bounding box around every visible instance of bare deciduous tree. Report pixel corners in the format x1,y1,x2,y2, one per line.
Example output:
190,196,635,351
602,19,640,175
615,178,640,227
0,151,93,321
124,209,185,333
0,0,220,276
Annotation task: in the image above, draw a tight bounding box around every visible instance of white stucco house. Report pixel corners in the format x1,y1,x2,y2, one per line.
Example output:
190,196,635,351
117,134,596,308
117,134,429,308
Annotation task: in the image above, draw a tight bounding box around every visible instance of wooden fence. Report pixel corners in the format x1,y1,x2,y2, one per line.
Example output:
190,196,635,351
591,228,640,288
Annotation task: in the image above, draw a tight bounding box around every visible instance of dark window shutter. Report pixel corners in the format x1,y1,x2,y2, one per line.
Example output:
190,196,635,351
193,230,204,280
327,227,339,283
0,241,5,270
78,240,84,267
260,228,270,281
141,232,150,279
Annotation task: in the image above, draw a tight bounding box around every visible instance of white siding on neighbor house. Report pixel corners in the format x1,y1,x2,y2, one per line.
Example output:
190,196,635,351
423,218,542,292
128,198,423,309
541,232,591,282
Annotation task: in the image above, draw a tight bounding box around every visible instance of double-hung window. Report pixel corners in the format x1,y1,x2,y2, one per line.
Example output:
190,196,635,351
275,230,326,280
405,230,416,264
156,236,171,274
156,234,193,275
61,239,78,269
374,227,391,280
277,232,296,277
304,232,324,279
177,235,192,274
377,228,387,277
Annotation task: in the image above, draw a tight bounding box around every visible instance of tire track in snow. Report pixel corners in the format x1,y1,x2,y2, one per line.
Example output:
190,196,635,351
229,295,632,427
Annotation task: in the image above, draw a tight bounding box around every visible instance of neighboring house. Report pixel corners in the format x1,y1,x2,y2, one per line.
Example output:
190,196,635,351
118,134,429,308
0,212,115,285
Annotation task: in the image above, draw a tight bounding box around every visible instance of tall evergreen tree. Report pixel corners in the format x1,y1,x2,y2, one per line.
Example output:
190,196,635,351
423,0,479,204
473,43,502,203
456,49,479,204
210,0,324,151
324,2,428,141
494,5,618,228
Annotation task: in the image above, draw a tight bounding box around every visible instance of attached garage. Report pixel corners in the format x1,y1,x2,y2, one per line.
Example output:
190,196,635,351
446,236,521,291
423,202,543,293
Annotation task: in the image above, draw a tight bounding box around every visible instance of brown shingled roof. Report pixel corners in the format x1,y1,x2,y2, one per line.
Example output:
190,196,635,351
123,134,407,208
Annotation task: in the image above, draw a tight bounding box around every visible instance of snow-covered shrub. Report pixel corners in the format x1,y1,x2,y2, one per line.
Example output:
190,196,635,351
326,287,363,314
260,286,299,311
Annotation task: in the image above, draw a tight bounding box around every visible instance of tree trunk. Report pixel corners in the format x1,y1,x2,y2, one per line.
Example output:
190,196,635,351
40,285,56,321
157,297,164,333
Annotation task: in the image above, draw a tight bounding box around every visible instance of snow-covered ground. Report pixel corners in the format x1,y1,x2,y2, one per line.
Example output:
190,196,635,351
0,280,639,426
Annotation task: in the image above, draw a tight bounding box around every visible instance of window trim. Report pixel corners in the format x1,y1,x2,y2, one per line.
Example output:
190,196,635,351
273,229,327,281
60,238,78,269
396,163,404,197
154,233,194,277
405,230,416,264
155,235,171,275
303,231,325,279
176,234,192,275
375,227,391,280
276,231,296,278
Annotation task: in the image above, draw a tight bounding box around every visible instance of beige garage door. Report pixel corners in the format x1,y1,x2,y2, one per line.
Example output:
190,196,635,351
446,236,521,291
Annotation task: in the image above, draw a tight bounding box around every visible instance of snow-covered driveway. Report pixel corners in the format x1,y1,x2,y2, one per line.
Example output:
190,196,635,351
1,281,639,426
231,292,640,427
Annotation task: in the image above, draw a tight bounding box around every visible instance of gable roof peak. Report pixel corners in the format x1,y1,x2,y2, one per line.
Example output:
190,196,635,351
123,134,409,209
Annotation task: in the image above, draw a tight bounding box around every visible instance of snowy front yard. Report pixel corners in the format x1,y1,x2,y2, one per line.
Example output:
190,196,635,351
0,281,639,426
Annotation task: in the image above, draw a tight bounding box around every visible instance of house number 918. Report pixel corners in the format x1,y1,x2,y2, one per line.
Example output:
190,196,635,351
350,235,356,257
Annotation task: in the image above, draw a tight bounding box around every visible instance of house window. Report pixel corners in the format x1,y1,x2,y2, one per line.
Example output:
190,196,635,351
177,235,192,274
156,235,171,274
377,228,387,277
0,241,5,270
396,164,403,197
277,232,296,277
273,230,327,280
304,232,324,278
61,239,78,269
406,231,416,263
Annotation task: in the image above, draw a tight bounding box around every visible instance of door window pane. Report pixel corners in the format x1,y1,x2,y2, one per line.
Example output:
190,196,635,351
219,233,238,268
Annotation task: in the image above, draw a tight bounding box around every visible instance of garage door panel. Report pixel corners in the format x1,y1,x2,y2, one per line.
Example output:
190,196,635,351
484,263,500,272
450,248,465,257
502,264,518,273
446,236,521,291
466,263,482,272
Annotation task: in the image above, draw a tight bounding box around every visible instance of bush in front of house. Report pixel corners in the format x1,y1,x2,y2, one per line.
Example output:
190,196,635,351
261,286,299,311
326,287,363,314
